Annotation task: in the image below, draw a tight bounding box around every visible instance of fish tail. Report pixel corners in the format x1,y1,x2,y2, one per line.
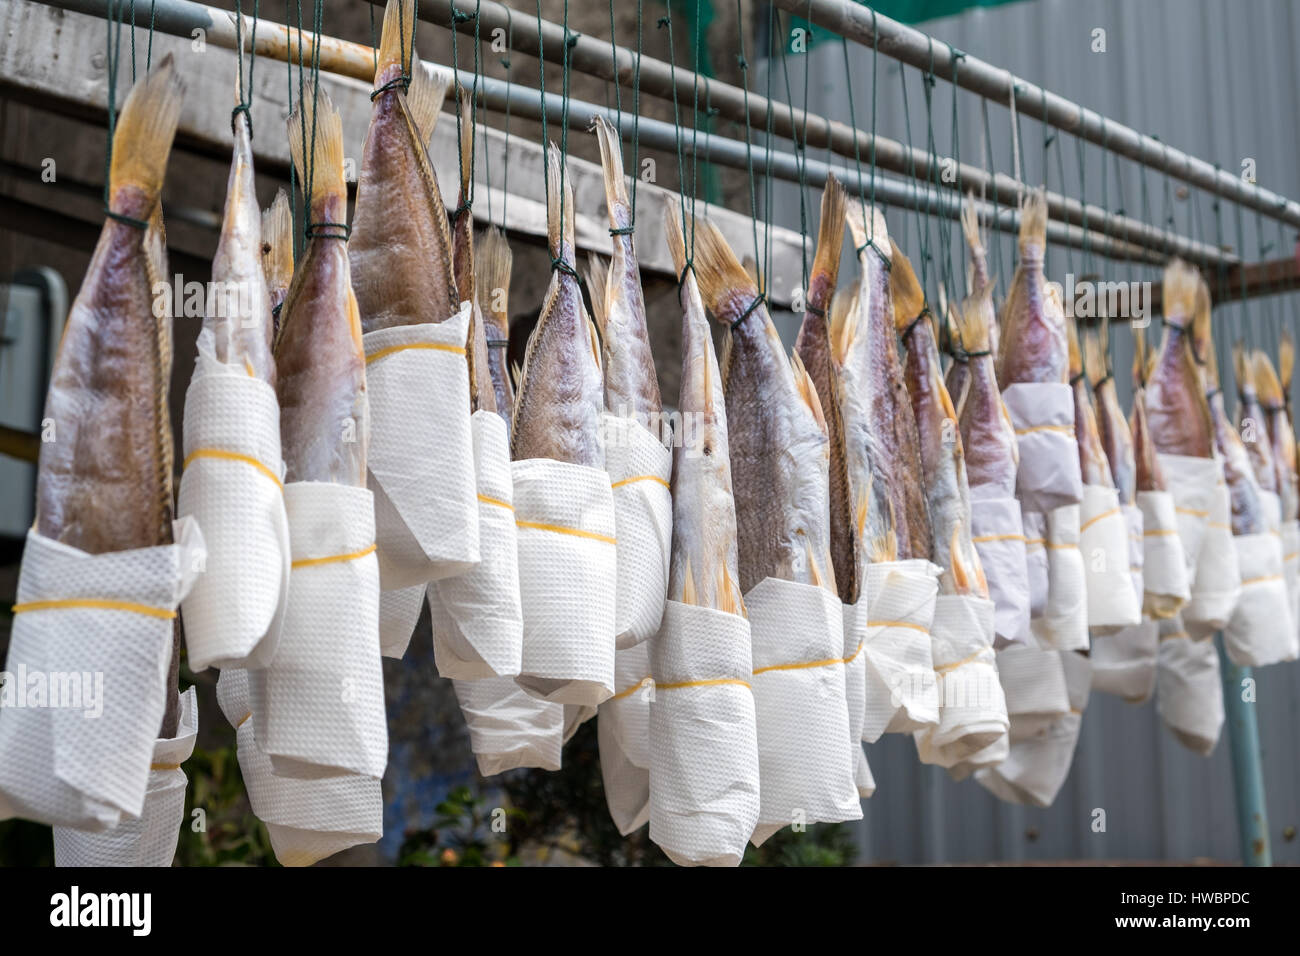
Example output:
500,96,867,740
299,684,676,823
1254,349,1284,407
664,202,688,277
546,144,576,264
1017,186,1048,253
1281,330,1295,391
958,283,995,352
687,214,757,322
844,201,890,263
961,191,984,260
261,188,295,306
376,0,418,86
585,254,609,336
1232,340,1252,398
109,54,183,207
811,175,846,289
1083,326,1108,389
477,226,512,328
455,83,474,197
406,61,450,146
889,240,927,332
1161,258,1200,330
288,87,345,212
592,115,632,226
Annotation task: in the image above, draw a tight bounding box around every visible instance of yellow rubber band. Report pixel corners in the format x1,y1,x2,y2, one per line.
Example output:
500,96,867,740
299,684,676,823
1143,528,1180,537
182,448,283,490
1014,424,1075,437
656,677,752,692
1240,573,1282,587
515,520,616,545
610,474,671,491
608,676,653,701
366,342,465,364
1079,506,1122,533
1176,506,1209,519
150,762,182,771
971,532,1026,544
12,598,175,620
867,619,928,633
1160,630,1189,641
237,711,252,728
753,655,844,676
934,648,988,675
291,542,377,569
842,640,865,665
476,493,514,512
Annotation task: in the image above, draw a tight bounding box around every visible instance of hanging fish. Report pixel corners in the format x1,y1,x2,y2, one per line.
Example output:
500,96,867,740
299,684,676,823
663,206,745,615
689,214,836,595
1085,321,1135,504
947,194,998,406
1232,342,1277,494
511,147,604,467
1130,327,1167,495
892,242,986,597
1256,345,1299,521
587,115,662,424
349,0,455,335
450,86,496,414
1145,260,1215,458
956,281,1019,498
1066,315,1114,488
275,89,366,487
261,188,294,337
794,175,858,603
996,188,1065,388
34,57,184,733
843,202,931,561
477,225,515,427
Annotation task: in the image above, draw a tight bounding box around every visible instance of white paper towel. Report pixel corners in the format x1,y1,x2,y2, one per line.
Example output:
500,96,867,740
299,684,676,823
1223,531,1296,667
1282,519,1300,655
0,518,205,829
1137,489,1190,619
604,413,672,649
1003,382,1083,513
1155,617,1224,756
597,642,653,835
364,306,479,590
217,668,381,866
513,458,618,707
452,677,564,777
747,577,860,846
1157,453,1220,577
648,600,759,867
842,601,871,796
1023,509,1049,619
1079,484,1141,632
177,346,289,672
969,495,1032,646
1124,502,1145,608
996,641,1072,740
429,410,523,679
249,482,388,780
861,559,941,741
1090,619,1158,702
1031,504,1089,651
1184,468,1241,638
378,585,426,659
53,687,198,867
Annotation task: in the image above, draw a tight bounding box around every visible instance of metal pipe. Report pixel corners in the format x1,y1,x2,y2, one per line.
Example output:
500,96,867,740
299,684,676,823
1217,636,1272,866
38,0,1169,266
375,0,1233,266
776,0,1300,230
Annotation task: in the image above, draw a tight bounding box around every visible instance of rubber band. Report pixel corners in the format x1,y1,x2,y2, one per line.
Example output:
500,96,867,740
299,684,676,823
486,338,509,349
609,225,635,236
306,221,351,240
105,209,151,230
13,598,176,620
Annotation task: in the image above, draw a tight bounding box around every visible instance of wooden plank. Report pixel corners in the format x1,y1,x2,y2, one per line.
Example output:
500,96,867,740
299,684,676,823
0,1,810,303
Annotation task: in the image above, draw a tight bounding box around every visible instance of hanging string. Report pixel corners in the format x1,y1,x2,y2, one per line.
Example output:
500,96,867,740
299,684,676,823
231,0,261,138
898,59,933,315
302,0,345,241
371,0,419,100
760,2,777,304
775,7,812,301
840,34,881,267
450,0,482,219
494,5,514,230
605,0,643,236
102,0,147,229
980,98,1005,290
732,0,762,308
1008,81,1024,190
659,3,699,283
943,42,966,325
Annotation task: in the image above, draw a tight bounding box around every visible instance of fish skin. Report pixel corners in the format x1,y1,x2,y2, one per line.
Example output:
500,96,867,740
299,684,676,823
956,282,1020,499
663,206,745,616
688,214,836,596
1130,327,1166,493
1085,324,1135,504
449,86,496,415
794,175,858,603
1066,314,1114,489
276,89,367,487
510,147,604,468
892,242,986,597
261,188,294,335
1255,347,1299,520
34,57,184,737
209,111,275,386
1232,343,1276,494
348,0,457,335
1145,260,1214,458
843,204,931,561
591,115,662,423
996,189,1065,387
477,226,516,429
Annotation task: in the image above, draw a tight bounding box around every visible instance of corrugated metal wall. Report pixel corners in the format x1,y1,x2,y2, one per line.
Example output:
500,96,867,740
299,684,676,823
758,0,1300,863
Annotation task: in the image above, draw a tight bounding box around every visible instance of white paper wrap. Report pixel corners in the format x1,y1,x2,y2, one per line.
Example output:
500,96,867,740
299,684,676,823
1090,619,1158,702
1003,382,1083,513
378,585,425,659
1030,504,1089,651
513,458,617,706
1137,489,1190,619
978,650,1089,808
969,494,1032,646
995,641,1071,740
0,518,205,830
597,642,652,835
364,307,479,590
1023,509,1049,618
177,347,289,672
1282,519,1300,653
1080,484,1141,631
1156,453,1220,577
53,687,198,867
452,677,563,777
861,559,941,740
914,595,1008,768
1183,469,1241,638
747,578,860,846
604,413,672,649
1124,502,1145,606
249,482,388,779
428,410,522,679
217,668,381,866
1154,617,1223,756
841,601,870,795
1223,530,1296,667
648,601,759,867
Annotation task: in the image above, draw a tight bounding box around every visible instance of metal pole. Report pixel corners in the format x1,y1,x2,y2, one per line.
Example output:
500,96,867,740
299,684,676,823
1216,635,1272,866
371,0,1230,265
776,0,1300,230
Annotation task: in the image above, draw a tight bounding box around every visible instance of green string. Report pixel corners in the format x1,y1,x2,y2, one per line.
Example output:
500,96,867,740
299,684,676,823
839,26,883,267
494,5,514,230
898,60,932,301
371,0,419,100
732,0,762,302
775,8,811,299
980,98,1004,290
605,0,644,234
659,6,697,281
761,2,776,302
536,0,578,276
1076,129,1092,278
231,0,261,139
450,0,482,219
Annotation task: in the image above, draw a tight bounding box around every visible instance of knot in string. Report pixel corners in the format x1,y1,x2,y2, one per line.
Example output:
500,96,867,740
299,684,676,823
857,238,892,269
656,15,670,29
230,102,254,138
609,225,635,237
451,8,477,22
370,74,411,100
730,292,765,332
901,307,931,342
306,221,351,241
106,210,151,230
551,256,580,280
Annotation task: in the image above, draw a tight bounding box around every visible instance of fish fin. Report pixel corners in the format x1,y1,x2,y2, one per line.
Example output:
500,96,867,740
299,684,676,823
829,285,857,366
406,60,451,145
889,239,927,332
287,87,345,211
510,359,523,390
719,562,747,619
805,537,828,592
585,254,609,337
143,205,173,524
1017,186,1047,253
1255,350,1284,407
587,310,603,371
1233,340,1254,400
687,214,757,320
477,226,512,327
1083,326,1107,389
546,144,577,265
844,201,890,262
261,188,294,286
719,326,735,389
1282,330,1295,391
1161,258,1200,330
591,115,632,227
454,83,475,198
790,349,828,435
811,174,846,292
961,191,985,262
949,525,970,595
958,282,995,352
109,54,183,207
681,557,697,607
376,0,418,85
742,255,760,287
